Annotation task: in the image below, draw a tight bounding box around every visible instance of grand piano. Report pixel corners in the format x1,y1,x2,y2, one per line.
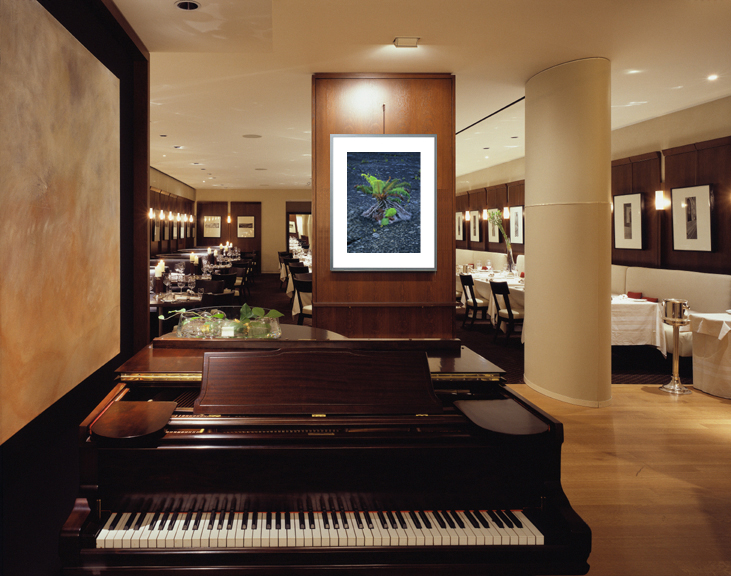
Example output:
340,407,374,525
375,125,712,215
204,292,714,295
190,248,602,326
60,329,591,575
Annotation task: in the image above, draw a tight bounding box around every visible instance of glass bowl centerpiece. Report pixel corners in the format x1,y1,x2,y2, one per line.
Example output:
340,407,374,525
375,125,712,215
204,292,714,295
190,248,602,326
174,304,283,339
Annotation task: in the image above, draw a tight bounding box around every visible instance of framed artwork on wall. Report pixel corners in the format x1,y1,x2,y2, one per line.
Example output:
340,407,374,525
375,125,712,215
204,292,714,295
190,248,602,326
330,134,437,271
469,211,480,241
509,206,524,244
487,208,501,243
455,212,464,241
613,193,642,249
203,216,221,238
238,216,255,238
671,185,713,252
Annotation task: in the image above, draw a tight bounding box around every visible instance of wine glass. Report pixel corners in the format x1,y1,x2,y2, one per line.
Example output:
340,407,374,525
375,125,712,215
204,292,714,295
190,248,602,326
177,273,185,293
187,274,195,292
163,272,171,294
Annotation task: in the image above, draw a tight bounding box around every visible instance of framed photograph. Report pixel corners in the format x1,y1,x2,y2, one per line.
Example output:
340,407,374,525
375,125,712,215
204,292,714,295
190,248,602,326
172,219,178,239
330,134,437,271
613,193,642,249
203,215,221,238
671,185,712,251
238,216,255,238
509,206,524,244
469,211,480,241
487,208,501,243
455,212,464,241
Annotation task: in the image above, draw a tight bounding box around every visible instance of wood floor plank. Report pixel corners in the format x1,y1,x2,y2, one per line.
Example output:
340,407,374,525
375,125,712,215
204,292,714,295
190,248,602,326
508,384,731,576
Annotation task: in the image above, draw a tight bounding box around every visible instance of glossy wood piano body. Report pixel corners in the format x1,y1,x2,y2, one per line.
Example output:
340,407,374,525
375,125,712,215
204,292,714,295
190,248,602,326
60,330,591,575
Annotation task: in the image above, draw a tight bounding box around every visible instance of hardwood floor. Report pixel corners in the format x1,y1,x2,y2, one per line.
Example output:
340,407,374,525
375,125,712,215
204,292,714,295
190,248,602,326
508,384,731,576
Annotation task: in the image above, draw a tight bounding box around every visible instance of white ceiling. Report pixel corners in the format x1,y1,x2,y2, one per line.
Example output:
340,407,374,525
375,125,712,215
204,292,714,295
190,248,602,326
111,0,731,191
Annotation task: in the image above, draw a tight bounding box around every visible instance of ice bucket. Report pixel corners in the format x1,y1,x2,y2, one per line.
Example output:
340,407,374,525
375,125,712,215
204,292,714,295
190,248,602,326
662,298,690,327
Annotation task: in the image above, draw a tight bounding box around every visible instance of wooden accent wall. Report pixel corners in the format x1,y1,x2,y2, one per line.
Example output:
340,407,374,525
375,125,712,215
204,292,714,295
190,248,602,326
662,136,731,274
458,180,524,257
312,73,456,338
231,201,262,272
150,189,195,257
195,201,228,248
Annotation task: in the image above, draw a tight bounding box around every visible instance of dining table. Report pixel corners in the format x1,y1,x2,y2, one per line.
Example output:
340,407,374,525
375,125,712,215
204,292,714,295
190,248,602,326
690,312,731,398
460,270,525,326
150,292,203,335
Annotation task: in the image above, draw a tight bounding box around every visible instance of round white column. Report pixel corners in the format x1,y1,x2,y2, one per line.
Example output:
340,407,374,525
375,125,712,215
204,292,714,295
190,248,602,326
524,58,612,407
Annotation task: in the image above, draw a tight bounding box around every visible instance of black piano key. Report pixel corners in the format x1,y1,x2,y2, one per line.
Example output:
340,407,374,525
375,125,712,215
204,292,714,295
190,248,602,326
472,510,490,528
440,510,455,529
241,502,250,530
340,510,349,529
167,511,179,530
487,510,504,528
498,510,523,528
308,510,316,530
331,510,339,530
265,511,272,530
386,511,398,530
418,510,432,529
408,511,422,530
395,511,408,529
377,511,388,530
432,510,447,529
448,510,464,529
362,510,374,530
297,510,304,530
353,510,364,529
322,511,330,530
133,500,151,531
108,512,123,531
251,511,258,530
193,509,203,531
182,510,193,531
226,508,236,530
217,499,227,529
275,511,281,530
463,509,480,529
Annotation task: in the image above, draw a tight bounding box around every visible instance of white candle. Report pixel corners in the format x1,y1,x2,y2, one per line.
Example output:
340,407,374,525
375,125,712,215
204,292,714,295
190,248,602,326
189,252,194,262
207,247,212,254
194,256,199,265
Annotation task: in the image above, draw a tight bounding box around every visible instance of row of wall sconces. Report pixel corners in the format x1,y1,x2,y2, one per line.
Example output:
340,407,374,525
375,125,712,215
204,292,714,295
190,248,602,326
148,208,195,223
464,206,511,222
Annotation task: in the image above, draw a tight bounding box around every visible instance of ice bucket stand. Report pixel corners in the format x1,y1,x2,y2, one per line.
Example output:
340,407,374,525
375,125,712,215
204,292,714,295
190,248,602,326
660,298,691,395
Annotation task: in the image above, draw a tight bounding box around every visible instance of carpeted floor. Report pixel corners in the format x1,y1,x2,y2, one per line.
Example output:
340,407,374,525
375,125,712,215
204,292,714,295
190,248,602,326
242,273,693,386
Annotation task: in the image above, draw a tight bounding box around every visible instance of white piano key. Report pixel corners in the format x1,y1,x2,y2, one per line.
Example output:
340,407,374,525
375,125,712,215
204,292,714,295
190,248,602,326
251,513,263,547
292,513,304,547
427,511,454,545
396,512,417,546
333,513,348,547
454,510,482,545
230,512,244,548
316,514,331,547
514,511,544,545
208,511,224,548
346,512,365,546
96,513,117,549
341,512,356,546
387,512,409,546
198,512,214,548
165,515,186,549
370,513,389,546
242,513,254,548
464,510,494,545
403,512,425,546
419,511,442,546
112,513,132,548
310,513,322,547
130,512,155,549
303,512,315,547
450,511,476,545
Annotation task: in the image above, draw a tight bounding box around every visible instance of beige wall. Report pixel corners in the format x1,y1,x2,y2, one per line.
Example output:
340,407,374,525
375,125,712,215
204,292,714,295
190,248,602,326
196,188,312,273
456,95,731,193
150,167,196,201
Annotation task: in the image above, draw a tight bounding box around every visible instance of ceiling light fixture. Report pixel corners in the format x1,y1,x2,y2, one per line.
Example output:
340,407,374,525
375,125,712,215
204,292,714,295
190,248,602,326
708,74,719,81
393,37,419,48
242,134,262,139
175,1,200,10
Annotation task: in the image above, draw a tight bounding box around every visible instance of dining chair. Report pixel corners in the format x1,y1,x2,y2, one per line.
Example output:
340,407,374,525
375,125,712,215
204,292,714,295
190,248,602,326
216,272,238,293
195,279,225,294
200,291,234,308
489,280,525,344
292,275,313,325
459,274,490,329
282,257,300,291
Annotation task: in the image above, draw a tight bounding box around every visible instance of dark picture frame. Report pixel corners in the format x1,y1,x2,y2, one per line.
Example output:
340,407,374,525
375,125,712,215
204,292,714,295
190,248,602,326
509,206,524,245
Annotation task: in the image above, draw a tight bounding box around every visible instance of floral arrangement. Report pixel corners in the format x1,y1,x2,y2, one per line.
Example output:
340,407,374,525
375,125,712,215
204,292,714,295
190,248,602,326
487,210,511,249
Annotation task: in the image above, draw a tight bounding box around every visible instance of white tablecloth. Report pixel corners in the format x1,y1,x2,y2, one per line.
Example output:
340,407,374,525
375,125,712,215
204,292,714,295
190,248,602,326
461,273,525,324
690,312,731,398
611,296,666,356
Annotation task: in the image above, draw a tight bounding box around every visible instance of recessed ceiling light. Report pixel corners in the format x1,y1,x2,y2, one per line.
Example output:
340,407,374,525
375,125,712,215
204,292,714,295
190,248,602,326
708,74,719,81
173,145,184,149
192,162,200,165
626,69,641,75
160,134,167,137
175,1,200,11
242,134,262,138
255,168,267,171
393,37,419,48
483,147,490,150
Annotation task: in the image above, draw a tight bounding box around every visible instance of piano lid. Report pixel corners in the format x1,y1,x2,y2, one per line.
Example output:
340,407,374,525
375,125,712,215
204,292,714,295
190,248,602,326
194,349,443,416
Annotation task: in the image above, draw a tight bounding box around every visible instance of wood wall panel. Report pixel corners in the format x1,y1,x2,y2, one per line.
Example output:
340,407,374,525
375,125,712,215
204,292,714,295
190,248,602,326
467,189,486,251
663,137,731,274
507,181,525,256
312,73,455,338
611,153,661,268
456,194,469,249
231,201,262,272
195,201,228,248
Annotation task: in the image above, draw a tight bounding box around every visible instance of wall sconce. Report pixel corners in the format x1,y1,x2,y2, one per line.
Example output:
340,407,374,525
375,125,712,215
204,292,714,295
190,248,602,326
176,213,181,222
503,206,510,219
227,214,232,224
189,214,194,223
159,209,165,220
168,211,174,221
655,190,667,210
482,208,488,220
464,210,471,222
148,208,154,219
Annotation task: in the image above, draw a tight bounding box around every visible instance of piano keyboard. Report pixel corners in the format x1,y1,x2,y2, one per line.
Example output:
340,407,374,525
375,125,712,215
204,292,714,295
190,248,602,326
96,508,543,549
